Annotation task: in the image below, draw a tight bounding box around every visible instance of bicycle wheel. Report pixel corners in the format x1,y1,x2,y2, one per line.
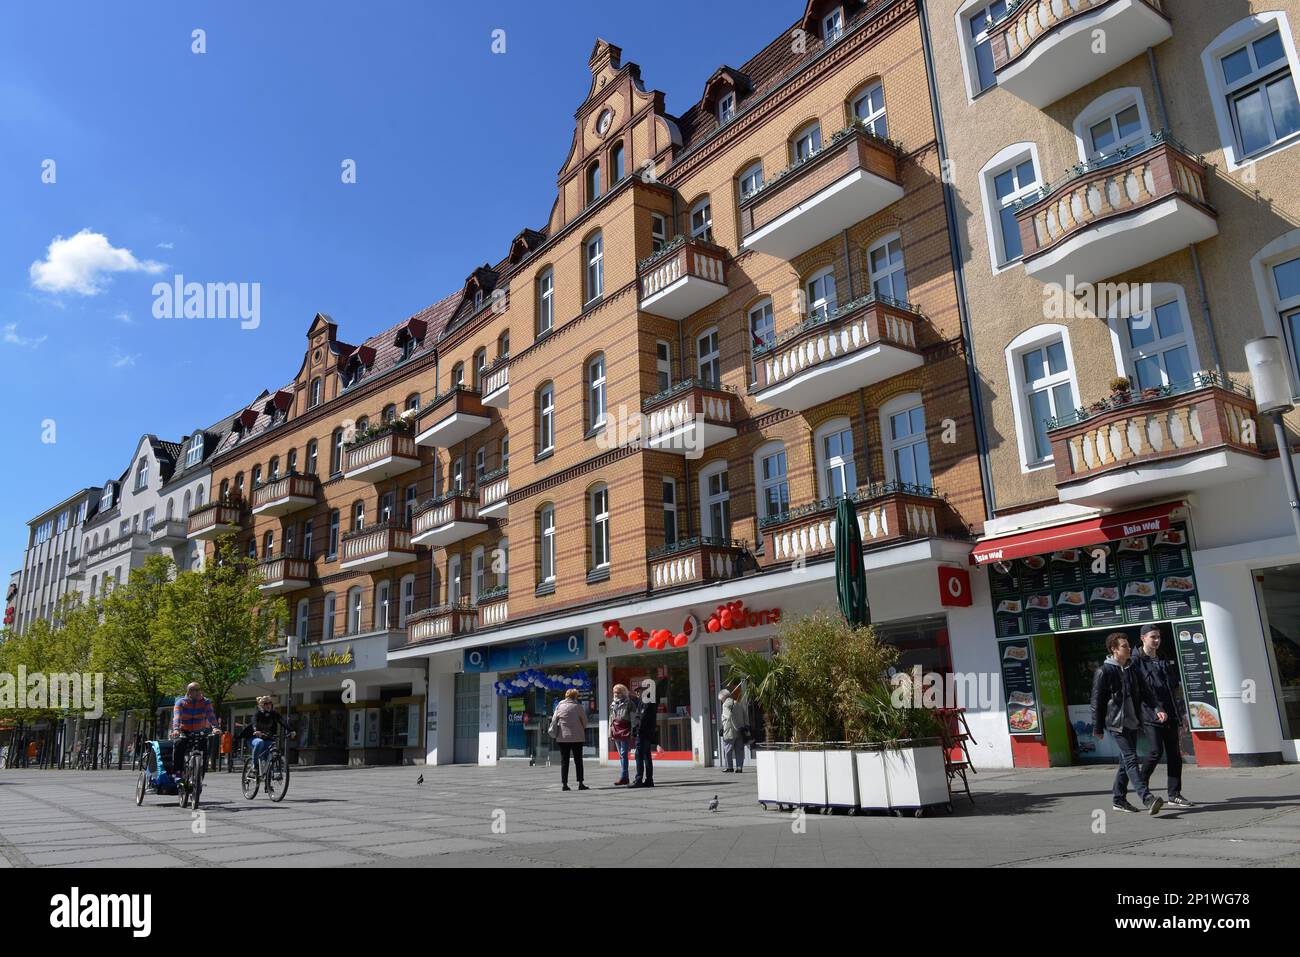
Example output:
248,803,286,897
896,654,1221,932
266,752,290,802
241,757,260,799
134,767,147,805
190,754,203,809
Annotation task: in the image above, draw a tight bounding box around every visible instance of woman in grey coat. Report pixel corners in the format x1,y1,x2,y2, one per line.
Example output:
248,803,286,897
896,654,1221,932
549,688,589,791
719,687,747,772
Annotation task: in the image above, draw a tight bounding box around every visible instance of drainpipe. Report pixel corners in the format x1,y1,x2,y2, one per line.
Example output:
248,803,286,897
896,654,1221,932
1189,243,1226,379
843,229,855,300
917,0,996,521
1147,48,1170,130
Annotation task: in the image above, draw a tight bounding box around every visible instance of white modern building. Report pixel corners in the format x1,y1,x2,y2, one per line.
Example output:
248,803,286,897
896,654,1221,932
13,487,101,634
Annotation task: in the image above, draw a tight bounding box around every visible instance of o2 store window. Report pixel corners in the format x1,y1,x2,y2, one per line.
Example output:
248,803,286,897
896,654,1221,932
609,651,691,758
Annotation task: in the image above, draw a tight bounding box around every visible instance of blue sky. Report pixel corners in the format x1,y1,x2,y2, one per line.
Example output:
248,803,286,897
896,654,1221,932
0,0,798,576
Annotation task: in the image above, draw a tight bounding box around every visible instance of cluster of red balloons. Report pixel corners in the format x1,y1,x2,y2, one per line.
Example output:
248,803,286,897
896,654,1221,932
602,618,693,651
705,600,747,633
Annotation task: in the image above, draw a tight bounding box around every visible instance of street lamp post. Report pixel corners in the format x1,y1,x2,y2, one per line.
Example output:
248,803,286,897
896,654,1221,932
1246,337,1300,549
285,634,298,764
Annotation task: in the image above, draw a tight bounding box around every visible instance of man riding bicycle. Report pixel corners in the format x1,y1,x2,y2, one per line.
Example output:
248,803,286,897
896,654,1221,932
170,681,220,777
238,695,294,765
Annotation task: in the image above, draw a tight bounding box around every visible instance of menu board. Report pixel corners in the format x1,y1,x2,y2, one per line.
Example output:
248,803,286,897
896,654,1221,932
984,523,1199,634
1173,619,1223,731
998,638,1040,736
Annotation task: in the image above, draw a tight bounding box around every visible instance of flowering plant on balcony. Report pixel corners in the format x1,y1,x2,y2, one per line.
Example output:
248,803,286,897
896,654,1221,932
343,417,413,451
757,481,942,530
744,123,903,206
640,375,733,411
754,291,920,357
1047,371,1244,429
636,234,687,272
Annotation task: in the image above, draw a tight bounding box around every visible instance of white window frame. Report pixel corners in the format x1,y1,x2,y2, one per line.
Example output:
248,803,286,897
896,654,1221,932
1201,13,1300,170
814,418,858,499
656,340,673,392
539,505,556,584
955,0,1010,102
471,547,486,603
662,477,678,547
748,298,775,382
651,213,668,254
322,593,336,641
792,122,822,162
822,8,844,43
586,234,604,303
1250,228,1300,396
399,574,415,628
1071,88,1151,162
851,81,887,138
753,440,790,549
135,458,149,492
185,435,203,467
588,353,606,429
805,267,837,321
696,327,720,384
699,461,731,540
978,142,1041,273
448,555,463,604
879,394,932,488
1006,324,1081,471
867,233,908,302
690,198,713,241
738,161,764,201
346,586,363,635
1104,284,1201,391
718,91,736,124
538,384,555,453
295,599,310,641
537,267,554,335
590,485,610,571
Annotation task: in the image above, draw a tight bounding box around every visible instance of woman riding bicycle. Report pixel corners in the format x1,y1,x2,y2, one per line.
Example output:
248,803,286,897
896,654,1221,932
238,696,293,764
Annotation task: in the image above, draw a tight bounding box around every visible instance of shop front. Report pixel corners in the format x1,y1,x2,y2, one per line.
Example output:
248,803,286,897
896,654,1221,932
973,502,1229,768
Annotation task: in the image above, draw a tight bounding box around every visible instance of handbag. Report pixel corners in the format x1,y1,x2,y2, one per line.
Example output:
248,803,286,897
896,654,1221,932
611,718,631,740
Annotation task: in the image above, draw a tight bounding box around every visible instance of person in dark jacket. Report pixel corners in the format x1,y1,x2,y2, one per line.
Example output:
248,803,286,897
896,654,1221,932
237,696,293,767
630,679,657,788
1134,626,1194,807
1091,632,1167,815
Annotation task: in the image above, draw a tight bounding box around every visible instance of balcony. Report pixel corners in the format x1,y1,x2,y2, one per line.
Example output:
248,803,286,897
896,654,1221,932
149,519,188,547
257,554,313,595
990,0,1172,109
1016,131,1217,288
84,532,152,568
481,359,510,410
637,238,728,321
252,473,319,516
749,295,923,411
642,379,738,454
343,427,421,482
339,520,417,572
1046,374,1267,508
407,602,477,644
415,388,491,448
478,467,509,520
477,584,508,627
739,125,903,260
66,556,84,581
760,484,956,565
410,490,488,548
187,500,245,540
647,537,747,591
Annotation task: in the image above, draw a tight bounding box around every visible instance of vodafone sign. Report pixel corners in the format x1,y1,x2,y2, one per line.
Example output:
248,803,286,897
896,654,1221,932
938,567,972,607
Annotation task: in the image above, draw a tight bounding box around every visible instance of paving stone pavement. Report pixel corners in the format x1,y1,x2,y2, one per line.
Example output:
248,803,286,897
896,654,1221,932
0,762,1296,867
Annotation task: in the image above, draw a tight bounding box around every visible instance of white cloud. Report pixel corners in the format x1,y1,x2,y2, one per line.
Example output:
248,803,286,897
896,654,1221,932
157,241,174,249
115,310,133,324
2,323,47,348
110,348,139,368
29,229,166,295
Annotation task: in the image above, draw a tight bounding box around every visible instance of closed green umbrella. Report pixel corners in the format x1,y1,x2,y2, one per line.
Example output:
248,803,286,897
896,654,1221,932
834,495,869,626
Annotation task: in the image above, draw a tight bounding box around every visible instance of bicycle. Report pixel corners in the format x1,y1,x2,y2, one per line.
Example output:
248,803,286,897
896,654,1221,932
241,732,292,802
177,730,216,809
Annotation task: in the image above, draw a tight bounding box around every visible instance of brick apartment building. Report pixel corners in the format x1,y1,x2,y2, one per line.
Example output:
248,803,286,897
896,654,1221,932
927,0,1300,766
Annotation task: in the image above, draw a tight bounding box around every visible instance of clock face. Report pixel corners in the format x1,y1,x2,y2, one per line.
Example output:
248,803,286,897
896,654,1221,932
597,109,612,135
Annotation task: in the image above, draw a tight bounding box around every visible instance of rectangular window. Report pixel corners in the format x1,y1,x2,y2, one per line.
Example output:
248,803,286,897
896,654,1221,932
697,329,720,385
327,510,339,559
656,341,673,392
1128,300,1192,389
992,158,1038,264
718,91,735,123
690,202,712,241
1222,29,1300,157
404,484,418,527
868,238,908,302
302,521,313,559
822,429,857,497
662,478,678,547
888,406,932,487
586,236,603,303
968,1,1008,95
651,213,668,254
1021,340,1074,462
589,355,606,427
538,269,554,335
749,301,774,381
379,491,394,525
706,471,731,539
539,388,554,452
540,509,556,583
591,488,609,570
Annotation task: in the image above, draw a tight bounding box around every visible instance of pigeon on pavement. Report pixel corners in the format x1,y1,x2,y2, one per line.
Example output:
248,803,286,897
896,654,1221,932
708,795,719,812
416,773,424,785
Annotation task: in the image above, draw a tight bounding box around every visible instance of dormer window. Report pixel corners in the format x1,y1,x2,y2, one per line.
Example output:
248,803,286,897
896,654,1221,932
474,289,484,310
718,92,736,124
823,8,844,43
343,355,366,388
185,434,204,468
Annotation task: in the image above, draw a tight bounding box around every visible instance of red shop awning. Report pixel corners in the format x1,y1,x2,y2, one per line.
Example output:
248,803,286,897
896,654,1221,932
969,502,1185,565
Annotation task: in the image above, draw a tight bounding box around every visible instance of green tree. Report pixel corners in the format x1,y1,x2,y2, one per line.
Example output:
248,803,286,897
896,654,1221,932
158,536,286,716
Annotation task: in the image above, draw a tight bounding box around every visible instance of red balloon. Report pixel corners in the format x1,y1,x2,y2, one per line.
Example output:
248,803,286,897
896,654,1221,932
616,628,627,641
673,633,688,647
683,619,693,635
707,617,720,633
656,629,671,642
720,611,733,629
632,638,644,649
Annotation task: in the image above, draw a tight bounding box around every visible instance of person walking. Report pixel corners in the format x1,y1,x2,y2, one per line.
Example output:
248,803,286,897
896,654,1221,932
609,683,633,786
1134,625,1194,807
719,687,747,773
630,679,657,788
549,689,589,791
1091,632,1166,815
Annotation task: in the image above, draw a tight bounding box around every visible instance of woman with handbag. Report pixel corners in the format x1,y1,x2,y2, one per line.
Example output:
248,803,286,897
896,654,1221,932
549,689,589,791
609,683,633,786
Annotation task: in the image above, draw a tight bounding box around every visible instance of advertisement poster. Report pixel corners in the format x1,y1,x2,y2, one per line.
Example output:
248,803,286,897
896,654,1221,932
998,638,1040,735
1173,620,1223,731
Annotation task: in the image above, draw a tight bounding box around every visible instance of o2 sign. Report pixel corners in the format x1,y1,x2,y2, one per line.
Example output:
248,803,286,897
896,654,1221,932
938,567,972,607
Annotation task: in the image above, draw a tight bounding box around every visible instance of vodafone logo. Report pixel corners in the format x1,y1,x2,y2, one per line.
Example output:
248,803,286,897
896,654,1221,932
938,567,972,607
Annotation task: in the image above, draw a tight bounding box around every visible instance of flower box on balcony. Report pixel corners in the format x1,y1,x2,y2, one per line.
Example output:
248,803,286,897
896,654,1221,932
339,520,417,572
641,378,738,453
477,467,509,520
637,237,728,321
414,387,491,448
407,602,477,643
342,427,420,482
186,499,245,540
411,489,488,548
257,554,314,595
1045,374,1266,508
251,473,320,516
647,537,748,591
749,294,923,411
759,483,953,564
739,124,904,260
1014,130,1216,287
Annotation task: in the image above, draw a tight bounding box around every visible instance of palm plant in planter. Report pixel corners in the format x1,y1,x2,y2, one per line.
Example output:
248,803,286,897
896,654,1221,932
721,647,790,744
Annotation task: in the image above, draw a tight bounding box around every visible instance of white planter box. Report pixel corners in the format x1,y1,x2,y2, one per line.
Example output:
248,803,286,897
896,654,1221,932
825,749,858,808
854,748,891,810
755,749,779,805
882,745,948,811
798,749,827,807
776,750,802,807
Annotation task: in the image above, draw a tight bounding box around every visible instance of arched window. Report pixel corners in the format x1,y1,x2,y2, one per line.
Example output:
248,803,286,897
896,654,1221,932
537,267,555,336
979,143,1041,270
251,465,262,487
537,382,555,454
1201,13,1300,169
696,327,720,384
473,348,487,391
309,377,322,408
610,141,625,182
331,428,344,475
183,491,192,517
698,461,731,539
166,498,174,520
295,599,310,641
867,233,908,302
287,449,297,474
753,441,790,547
586,161,601,203
792,121,822,162
1106,284,1198,390
805,266,837,320
322,592,336,641
588,484,610,572
587,353,606,429
306,439,318,475
585,233,604,303
880,394,932,488
405,393,420,413
262,530,274,558
447,554,463,604
851,81,887,137
738,161,764,201
471,546,486,602
355,416,369,433
497,330,510,358
690,197,713,241
399,574,416,627
374,580,391,630
352,500,365,531
268,456,280,481
537,504,557,586
451,363,464,390
495,536,509,587
383,404,397,423
195,484,205,506
748,299,775,382
1072,88,1150,161
1005,325,1080,469
346,587,363,635
814,418,858,498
